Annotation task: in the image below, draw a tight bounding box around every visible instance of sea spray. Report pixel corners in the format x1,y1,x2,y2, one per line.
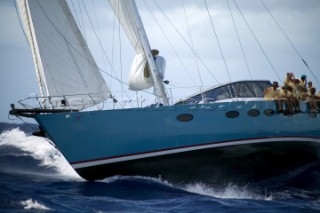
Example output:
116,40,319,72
184,182,273,200
0,128,80,180
20,199,51,211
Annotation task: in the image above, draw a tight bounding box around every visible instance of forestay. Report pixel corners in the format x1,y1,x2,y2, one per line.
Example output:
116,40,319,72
16,0,110,109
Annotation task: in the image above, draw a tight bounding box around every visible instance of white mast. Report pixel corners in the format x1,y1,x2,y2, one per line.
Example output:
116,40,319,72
109,0,169,105
133,13,169,106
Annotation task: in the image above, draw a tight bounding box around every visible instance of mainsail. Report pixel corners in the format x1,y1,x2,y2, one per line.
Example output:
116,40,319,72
16,0,110,109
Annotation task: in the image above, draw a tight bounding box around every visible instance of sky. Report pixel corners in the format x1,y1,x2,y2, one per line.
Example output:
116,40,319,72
1,0,320,123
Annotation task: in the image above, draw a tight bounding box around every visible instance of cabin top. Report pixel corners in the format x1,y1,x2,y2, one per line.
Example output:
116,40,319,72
176,80,272,105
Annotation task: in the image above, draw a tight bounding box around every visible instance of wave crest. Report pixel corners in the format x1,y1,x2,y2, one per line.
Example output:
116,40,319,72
21,199,51,210
0,128,80,180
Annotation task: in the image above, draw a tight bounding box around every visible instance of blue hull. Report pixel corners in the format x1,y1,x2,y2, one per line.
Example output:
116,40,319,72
34,101,320,183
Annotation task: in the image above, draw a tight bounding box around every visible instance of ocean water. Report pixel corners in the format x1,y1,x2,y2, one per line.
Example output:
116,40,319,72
1,124,320,212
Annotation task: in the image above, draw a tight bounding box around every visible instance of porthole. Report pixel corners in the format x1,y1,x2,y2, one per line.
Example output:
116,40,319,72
247,109,260,117
177,114,193,122
225,111,239,118
263,109,275,116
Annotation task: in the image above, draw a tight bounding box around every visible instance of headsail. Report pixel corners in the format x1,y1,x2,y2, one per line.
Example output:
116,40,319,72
108,0,169,105
16,0,111,109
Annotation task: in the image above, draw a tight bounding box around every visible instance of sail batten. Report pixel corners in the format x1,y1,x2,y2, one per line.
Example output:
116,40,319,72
16,0,110,109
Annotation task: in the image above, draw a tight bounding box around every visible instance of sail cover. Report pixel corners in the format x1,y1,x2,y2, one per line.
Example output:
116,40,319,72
16,0,110,109
108,0,154,91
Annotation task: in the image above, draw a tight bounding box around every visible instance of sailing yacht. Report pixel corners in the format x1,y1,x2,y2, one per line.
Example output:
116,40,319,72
10,0,320,185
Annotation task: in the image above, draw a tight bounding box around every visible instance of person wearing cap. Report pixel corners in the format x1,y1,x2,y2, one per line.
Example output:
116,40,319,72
264,81,283,112
300,74,307,88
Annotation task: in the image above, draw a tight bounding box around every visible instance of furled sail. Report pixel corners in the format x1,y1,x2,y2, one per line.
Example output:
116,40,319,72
108,0,167,93
128,53,152,90
16,0,110,109
128,51,166,91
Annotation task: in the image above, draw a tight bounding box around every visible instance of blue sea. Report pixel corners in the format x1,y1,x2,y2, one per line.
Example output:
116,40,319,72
1,123,320,212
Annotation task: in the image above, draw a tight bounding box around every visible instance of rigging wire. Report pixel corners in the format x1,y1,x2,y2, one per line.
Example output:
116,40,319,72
36,1,157,103
227,0,253,80
91,0,111,89
204,0,235,100
204,0,232,83
182,0,205,95
152,0,220,85
142,0,198,88
232,0,282,83
81,1,157,105
111,9,116,70
227,0,259,98
260,0,320,85
116,4,126,103
81,1,132,100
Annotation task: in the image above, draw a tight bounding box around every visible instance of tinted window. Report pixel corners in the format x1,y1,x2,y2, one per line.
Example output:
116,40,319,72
204,85,231,101
177,81,271,105
233,82,254,97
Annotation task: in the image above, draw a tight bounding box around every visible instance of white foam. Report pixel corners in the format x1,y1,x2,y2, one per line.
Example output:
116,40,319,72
99,175,273,201
184,182,273,200
100,175,171,186
0,128,81,180
21,199,51,210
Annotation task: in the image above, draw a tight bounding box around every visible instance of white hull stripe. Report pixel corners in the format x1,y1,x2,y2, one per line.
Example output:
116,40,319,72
71,136,320,169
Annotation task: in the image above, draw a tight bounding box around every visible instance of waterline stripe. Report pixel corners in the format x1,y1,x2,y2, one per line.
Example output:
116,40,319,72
71,136,320,169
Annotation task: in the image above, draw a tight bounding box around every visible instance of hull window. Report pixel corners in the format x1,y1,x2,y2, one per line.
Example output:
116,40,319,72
225,111,239,118
247,109,260,117
177,114,194,122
